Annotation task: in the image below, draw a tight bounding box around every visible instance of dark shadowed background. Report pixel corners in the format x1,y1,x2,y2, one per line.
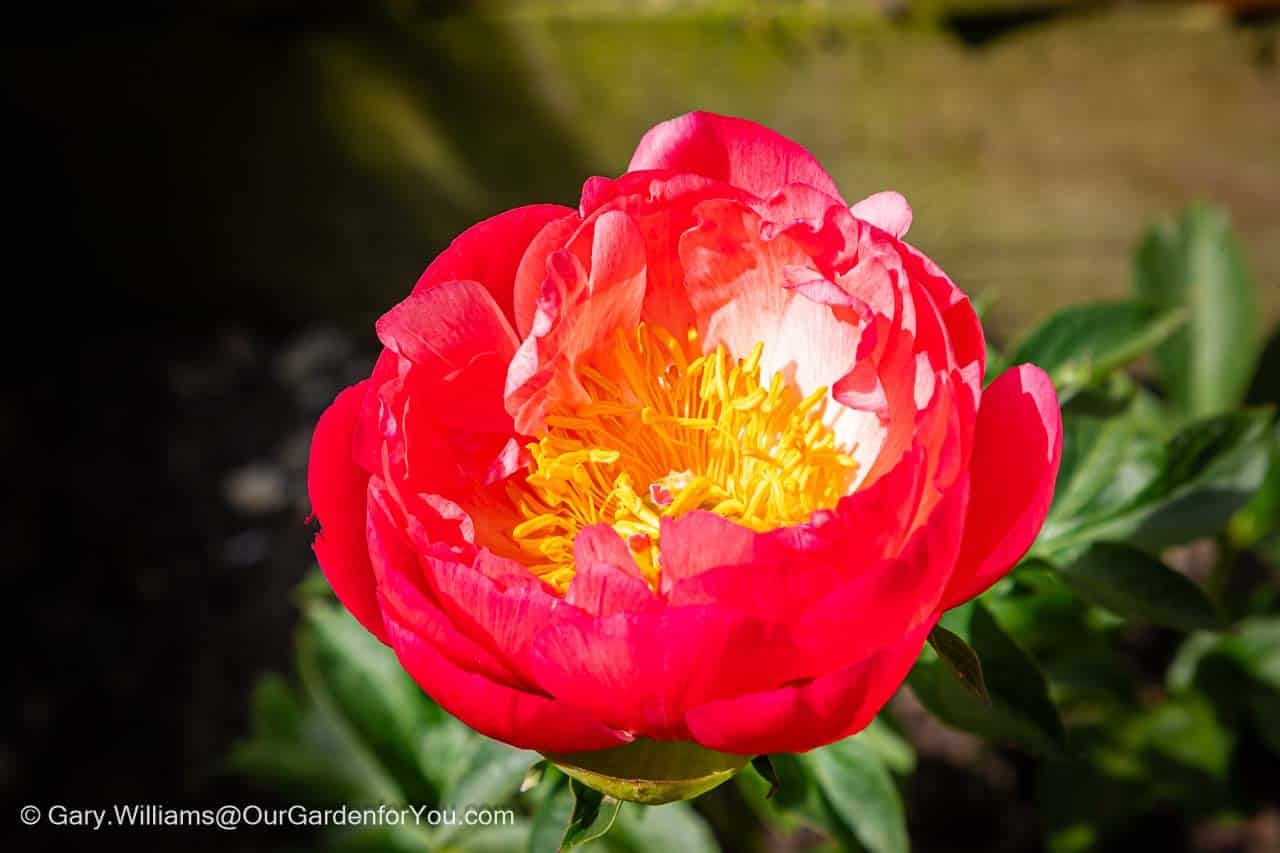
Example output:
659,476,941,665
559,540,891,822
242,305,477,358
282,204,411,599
9,1,1279,850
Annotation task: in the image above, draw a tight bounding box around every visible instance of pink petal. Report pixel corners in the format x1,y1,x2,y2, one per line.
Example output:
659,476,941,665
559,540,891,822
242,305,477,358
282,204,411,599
420,546,567,686
414,203,575,325
384,615,630,753
564,526,659,617
367,493,518,684
664,454,930,625
851,190,913,238
531,606,804,740
657,511,759,593
941,365,1062,609
795,477,967,674
512,212,582,338
377,279,518,374
684,617,935,755
628,111,845,204
505,210,648,435
309,382,385,642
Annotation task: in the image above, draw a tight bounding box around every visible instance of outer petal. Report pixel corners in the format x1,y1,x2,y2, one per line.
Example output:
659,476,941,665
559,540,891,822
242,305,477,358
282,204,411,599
309,382,385,642
413,203,575,324
384,616,631,753
851,190,913,238
941,365,1062,609
530,607,804,740
795,475,967,674
368,492,517,684
628,112,845,206
685,617,935,755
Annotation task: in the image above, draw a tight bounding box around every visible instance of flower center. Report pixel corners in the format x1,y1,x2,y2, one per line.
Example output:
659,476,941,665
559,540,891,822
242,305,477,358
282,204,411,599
508,324,859,592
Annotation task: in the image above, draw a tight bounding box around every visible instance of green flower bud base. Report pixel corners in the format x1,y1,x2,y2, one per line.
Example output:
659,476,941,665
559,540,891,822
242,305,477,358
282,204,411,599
542,739,749,805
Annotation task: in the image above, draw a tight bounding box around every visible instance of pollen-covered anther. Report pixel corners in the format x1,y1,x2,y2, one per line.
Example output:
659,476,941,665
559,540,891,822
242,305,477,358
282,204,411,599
507,324,859,592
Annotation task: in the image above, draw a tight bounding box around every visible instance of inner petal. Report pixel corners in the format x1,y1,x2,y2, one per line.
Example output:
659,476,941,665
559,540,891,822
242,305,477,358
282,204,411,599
502,324,862,592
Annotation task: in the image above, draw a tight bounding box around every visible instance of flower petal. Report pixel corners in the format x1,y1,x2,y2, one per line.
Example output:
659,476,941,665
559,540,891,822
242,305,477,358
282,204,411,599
941,364,1062,609
684,617,935,755
414,203,575,325
795,476,966,673
505,210,648,434
628,111,845,205
384,615,631,753
851,190,913,238
368,493,518,684
564,526,659,617
531,606,803,740
309,382,385,642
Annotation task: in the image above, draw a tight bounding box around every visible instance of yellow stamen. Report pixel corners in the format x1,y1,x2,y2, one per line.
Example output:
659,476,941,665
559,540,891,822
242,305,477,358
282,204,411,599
506,324,859,591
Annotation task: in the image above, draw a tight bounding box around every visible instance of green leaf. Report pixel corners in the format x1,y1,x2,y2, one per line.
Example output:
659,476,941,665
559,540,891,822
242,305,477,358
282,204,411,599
1007,300,1186,396
855,716,916,776
563,780,622,850
758,751,812,811
304,602,443,804
806,737,908,853
529,776,574,853
909,603,1065,756
750,755,780,799
928,625,990,703
1230,421,1280,548
1133,203,1259,417
1035,409,1274,559
1045,409,1159,530
606,802,718,853
1055,542,1223,631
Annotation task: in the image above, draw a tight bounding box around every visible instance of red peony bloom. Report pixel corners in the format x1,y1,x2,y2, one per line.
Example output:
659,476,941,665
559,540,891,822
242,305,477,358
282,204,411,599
308,112,1061,797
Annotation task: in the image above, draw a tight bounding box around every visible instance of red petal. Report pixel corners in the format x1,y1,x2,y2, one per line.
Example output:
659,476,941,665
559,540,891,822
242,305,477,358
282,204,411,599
795,477,967,674
377,279,518,374
564,526,659,617
414,203,575,325
384,615,630,753
657,511,759,593
628,111,845,205
309,382,385,642
369,504,518,684
941,365,1062,608
531,606,804,740
684,617,935,755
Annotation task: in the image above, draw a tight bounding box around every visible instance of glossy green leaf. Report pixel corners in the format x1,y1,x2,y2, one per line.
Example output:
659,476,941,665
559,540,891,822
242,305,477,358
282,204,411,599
1035,409,1273,559
1007,300,1185,396
563,780,622,850
909,603,1065,756
1055,542,1223,631
1230,421,1280,548
1133,203,1259,417
855,716,917,776
928,625,990,703
529,776,574,853
606,801,718,853
750,755,781,799
806,737,908,853
305,602,443,803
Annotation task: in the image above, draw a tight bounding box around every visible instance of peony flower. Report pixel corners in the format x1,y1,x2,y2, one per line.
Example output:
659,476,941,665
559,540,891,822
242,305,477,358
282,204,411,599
308,112,1062,802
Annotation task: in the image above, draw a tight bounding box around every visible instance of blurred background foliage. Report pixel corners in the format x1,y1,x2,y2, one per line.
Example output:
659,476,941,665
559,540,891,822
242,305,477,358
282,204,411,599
12,1,1278,852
